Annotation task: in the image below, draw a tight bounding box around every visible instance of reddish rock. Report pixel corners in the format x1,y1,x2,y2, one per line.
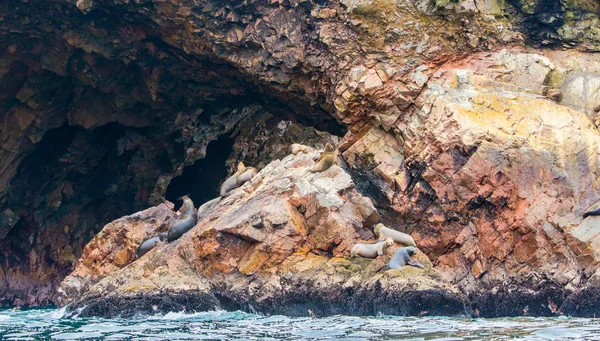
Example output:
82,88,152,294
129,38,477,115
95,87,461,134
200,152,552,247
58,150,463,317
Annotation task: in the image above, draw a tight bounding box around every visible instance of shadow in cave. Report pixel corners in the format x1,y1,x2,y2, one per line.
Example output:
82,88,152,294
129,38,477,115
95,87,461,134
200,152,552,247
2,123,138,257
165,134,235,211
0,122,150,306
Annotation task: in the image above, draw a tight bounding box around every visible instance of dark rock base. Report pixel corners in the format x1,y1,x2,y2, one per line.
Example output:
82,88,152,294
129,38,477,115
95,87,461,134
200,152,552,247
223,289,469,317
67,288,469,318
68,292,221,318
469,284,569,318
561,286,600,318
65,285,600,318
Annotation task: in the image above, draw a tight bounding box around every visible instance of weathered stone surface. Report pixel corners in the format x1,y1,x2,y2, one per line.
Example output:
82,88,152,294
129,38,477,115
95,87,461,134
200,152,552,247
2,0,600,315
58,150,466,316
341,49,600,316
58,203,177,303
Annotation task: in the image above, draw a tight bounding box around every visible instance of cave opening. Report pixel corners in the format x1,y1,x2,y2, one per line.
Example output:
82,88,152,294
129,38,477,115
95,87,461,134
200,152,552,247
0,122,154,297
165,134,236,211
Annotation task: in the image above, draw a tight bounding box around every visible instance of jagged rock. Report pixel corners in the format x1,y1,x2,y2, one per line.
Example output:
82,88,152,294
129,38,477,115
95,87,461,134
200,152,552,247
342,50,600,316
2,0,600,316
58,150,467,317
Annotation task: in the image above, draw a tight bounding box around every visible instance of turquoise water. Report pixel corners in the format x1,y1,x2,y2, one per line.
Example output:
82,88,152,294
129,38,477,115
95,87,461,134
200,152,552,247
0,309,599,340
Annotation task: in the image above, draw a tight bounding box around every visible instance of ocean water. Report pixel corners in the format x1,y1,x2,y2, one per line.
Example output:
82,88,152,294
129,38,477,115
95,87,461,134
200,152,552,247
0,308,598,340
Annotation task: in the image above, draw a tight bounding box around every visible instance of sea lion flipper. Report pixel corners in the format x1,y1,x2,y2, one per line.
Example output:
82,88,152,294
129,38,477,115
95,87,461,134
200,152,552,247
407,259,424,268
584,206,600,218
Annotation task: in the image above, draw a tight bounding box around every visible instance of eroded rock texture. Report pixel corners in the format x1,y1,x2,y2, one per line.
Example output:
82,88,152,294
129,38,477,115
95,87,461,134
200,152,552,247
59,150,468,317
2,0,600,315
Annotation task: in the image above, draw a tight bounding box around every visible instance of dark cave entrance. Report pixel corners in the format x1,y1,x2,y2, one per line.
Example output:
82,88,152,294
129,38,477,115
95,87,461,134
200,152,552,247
165,134,236,211
0,122,144,305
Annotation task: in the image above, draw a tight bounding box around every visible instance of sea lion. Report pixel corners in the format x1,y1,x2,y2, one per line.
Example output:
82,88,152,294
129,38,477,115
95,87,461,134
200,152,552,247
374,223,416,247
236,167,258,186
220,162,246,196
197,196,221,220
545,88,563,103
350,238,394,258
388,246,424,269
311,143,335,172
136,232,167,259
288,143,310,155
584,200,600,218
167,195,198,242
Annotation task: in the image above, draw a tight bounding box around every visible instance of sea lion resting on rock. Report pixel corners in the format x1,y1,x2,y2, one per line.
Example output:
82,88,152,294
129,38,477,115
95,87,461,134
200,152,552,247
288,143,310,155
136,232,167,259
374,223,416,247
197,196,222,220
388,246,424,269
236,166,257,186
220,162,246,196
167,195,197,242
350,238,394,258
583,201,600,218
311,143,335,172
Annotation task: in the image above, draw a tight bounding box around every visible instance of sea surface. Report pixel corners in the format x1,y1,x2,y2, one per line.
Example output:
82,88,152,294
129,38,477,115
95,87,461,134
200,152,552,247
0,308,598,340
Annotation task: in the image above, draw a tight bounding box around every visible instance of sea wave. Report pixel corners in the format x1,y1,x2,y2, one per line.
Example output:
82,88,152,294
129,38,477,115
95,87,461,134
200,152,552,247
1,308,600,340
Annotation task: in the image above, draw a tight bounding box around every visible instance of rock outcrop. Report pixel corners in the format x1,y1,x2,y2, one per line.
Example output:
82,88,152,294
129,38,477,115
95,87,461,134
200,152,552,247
59,149,467,317
3,0,600,316
342,48,600,317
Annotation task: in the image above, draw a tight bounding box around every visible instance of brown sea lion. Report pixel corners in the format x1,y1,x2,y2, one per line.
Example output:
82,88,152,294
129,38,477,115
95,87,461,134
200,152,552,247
167,195,197,242
136,232,167,259
220,162,246,196
236,167,258,186
374,223,416,247
288,143,310,155
197,196,222,220
350,238,394,258
311,143,335,172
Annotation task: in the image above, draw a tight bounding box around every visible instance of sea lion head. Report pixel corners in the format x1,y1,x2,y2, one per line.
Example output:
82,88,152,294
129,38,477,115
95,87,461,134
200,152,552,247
405,246,417,255
178,195,196,215
384,237,394,246
245,167,258,178
324,143,334,153
158,232,168,241
373,223,383,236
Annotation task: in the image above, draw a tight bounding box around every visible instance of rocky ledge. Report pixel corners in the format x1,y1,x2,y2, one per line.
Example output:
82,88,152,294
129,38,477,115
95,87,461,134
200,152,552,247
58,141,600,318
58,149,469,318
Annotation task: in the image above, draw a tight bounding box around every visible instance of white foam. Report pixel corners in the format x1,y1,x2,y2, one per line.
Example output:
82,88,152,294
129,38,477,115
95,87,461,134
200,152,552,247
49,306,68,319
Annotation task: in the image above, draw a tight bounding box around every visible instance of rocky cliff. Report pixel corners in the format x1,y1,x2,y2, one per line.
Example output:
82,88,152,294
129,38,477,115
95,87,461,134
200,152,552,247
59,149,468,317
2,0,600,316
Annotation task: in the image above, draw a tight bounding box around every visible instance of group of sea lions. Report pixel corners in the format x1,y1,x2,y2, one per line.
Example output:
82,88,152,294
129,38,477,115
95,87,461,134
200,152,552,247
219,162,258,196
135,195,198,258
135,142,337,260
350,223,424,270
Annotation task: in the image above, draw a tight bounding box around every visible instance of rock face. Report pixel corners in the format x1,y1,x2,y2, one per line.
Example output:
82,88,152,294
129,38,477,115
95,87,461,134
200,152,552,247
59,150,468,317
342,49,600,317
3,0,600,316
